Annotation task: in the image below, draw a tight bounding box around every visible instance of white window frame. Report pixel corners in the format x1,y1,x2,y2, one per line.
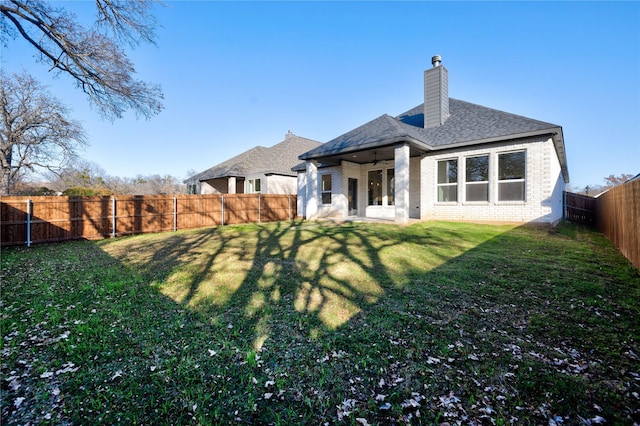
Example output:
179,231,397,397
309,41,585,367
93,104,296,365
386,168,395,206
436,158,458,203
497,150,526,202
321,173,332,205
465,154,490,203
247,178,261,194
368,169,383,206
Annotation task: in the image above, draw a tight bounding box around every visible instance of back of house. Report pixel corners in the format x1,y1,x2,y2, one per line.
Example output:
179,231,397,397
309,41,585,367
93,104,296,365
295,56,569,224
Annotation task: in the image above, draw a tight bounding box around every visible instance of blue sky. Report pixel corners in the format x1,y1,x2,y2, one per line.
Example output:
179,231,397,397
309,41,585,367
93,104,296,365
3,1,639,190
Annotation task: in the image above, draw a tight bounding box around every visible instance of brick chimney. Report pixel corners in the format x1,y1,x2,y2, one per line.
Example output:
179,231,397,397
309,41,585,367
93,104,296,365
424,55,449,128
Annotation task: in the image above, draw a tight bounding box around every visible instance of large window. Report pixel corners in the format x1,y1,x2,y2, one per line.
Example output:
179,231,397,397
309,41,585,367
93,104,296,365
498,151,526,201
368,170,382,205
465,155,489,202
386,169,395,206
321,174,332,205
437,159,458,202
248,178,261,193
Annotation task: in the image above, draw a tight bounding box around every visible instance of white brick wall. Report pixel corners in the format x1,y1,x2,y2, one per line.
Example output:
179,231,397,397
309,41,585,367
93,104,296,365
409,157,421,218
420,136,565,223
296,136,565,224
264,174,297,194
296,172,306,217
316,166,345,218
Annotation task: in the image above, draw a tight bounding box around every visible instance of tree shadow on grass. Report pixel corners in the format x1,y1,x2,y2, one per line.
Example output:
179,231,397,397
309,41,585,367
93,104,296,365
101,219,503,353
4,220,639,424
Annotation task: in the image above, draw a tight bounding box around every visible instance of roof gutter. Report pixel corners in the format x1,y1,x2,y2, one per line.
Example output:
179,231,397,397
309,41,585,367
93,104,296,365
198,173,246,182
428,127,569,183
299,135,429,161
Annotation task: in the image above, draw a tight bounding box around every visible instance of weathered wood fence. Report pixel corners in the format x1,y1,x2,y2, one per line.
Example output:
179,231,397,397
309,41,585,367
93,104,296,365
0,194,297,247
594,179,639,270
563,191,596,225
564,178,640,270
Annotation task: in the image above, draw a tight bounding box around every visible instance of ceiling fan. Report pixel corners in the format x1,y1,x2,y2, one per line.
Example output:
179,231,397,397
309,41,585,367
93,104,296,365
373,151,378,166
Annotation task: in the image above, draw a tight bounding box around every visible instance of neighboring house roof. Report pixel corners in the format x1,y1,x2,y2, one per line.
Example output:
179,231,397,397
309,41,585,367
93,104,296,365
298,98,568,182
187,133,322,183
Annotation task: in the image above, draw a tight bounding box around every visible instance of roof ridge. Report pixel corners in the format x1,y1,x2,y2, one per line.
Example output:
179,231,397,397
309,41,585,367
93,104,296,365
450,98,560,128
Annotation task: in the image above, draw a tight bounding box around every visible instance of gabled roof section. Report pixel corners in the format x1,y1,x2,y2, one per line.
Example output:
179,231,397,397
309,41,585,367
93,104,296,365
299,114,427,159
188,146,267,182
298,98,568,182
396,99,562,148
188,134,322,182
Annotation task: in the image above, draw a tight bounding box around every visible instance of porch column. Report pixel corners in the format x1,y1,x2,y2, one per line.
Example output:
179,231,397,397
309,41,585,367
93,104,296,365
394,142,410,223
305,160,318,219
228,177,236,194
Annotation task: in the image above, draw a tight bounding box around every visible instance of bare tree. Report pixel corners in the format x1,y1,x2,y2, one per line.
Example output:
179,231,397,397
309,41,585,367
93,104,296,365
603,174,635,190
0,71,87,195
44,159,108,193
0,0,163,120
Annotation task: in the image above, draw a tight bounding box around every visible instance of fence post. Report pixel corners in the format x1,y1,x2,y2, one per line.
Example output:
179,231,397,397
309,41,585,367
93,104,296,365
221,195,225,226
258,194,261,223
26,199,32,247
173,196,177,232
111,196,117,238
288,194,291,221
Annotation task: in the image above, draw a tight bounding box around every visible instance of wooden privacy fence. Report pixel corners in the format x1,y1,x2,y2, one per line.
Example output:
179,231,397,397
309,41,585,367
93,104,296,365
564,179,639,270
0,194,297,247
563,191,596,225
594,179,639,270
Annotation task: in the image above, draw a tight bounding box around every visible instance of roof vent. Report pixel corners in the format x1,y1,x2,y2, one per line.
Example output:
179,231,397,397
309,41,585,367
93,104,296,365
431,55,442,67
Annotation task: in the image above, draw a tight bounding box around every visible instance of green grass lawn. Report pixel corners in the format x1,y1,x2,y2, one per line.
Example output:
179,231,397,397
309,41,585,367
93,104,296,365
2,220,639,425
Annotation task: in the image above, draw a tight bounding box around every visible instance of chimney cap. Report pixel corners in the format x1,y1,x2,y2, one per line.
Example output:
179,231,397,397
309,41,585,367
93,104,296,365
432,55,442,67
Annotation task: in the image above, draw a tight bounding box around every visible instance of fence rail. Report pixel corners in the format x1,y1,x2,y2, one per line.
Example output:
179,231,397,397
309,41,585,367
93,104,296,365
1,194,296,247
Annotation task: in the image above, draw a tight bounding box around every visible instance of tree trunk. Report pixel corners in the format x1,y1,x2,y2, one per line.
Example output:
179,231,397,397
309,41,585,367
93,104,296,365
0,166,11,195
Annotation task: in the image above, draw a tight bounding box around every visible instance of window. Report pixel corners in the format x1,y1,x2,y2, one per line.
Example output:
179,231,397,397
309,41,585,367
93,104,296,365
321,174,332,204
498,151,526,201
248,178,261,193
386,168,395,205
368,170,382,205
437,159,458,202
187,184,197,194
465,155,489,202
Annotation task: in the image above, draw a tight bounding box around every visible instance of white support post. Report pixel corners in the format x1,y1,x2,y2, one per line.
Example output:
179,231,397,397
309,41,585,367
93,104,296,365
173,197,177,231
26,199,32,247
394,142,410,223
258,194,261,223
221,195,225,226
305,160,318,219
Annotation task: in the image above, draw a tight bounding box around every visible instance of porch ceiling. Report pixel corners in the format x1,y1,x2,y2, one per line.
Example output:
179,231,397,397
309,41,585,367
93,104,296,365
314,144,425,165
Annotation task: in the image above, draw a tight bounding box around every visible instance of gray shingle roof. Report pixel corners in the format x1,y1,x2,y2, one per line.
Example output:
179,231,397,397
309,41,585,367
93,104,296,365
188,134,322,182
298,98,568,182
301,99,562,158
